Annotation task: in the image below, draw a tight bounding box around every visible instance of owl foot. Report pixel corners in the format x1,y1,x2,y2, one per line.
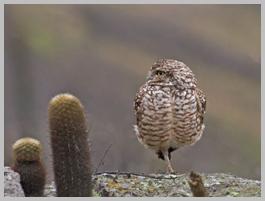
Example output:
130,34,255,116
166,166,175,174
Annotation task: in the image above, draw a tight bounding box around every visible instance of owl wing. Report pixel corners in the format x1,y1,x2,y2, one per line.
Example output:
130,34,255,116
195,88,206,114
134,84,146,125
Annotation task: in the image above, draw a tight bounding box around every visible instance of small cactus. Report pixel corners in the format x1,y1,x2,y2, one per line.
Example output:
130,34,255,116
12,137,46,197
48,93,92,197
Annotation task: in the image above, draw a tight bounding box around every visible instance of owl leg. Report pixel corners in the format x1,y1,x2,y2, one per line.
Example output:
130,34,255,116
162,150,174,173
156,150,165,160
168,147,177,160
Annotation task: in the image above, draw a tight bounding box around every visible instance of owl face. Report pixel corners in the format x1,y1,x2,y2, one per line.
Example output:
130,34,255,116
146,59,197,89
146,68,173,84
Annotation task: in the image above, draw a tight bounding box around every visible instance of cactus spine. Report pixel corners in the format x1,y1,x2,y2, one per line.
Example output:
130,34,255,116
12,137,46,197
48,93,92,197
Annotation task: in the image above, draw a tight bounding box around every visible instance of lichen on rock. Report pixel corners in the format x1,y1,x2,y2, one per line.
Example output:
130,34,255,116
45,172,261,197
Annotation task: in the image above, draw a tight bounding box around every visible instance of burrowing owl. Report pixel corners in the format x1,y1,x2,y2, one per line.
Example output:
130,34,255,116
134,59,206,173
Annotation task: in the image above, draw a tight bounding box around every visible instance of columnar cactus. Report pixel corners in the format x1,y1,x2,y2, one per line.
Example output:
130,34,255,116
12,137,46,197
48,93,92,197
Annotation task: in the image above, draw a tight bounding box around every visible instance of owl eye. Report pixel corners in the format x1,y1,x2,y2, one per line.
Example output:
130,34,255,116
155,70,165,76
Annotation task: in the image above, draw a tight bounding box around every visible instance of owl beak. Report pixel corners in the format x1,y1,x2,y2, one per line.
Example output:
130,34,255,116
154,75,164,82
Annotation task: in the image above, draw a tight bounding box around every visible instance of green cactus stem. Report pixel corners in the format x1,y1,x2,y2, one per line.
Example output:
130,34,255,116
12,137,46,197
48,93,92,197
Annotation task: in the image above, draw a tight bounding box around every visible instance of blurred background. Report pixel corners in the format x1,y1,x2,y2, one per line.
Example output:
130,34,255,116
4,5,260,181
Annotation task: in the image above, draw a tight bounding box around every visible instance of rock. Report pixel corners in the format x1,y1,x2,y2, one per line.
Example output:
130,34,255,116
4,167,25,197
44,172,261,197
4,167,261,197
44,181,56,197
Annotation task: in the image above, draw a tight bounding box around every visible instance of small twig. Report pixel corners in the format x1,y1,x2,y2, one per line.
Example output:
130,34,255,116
188,171,208,197
93,143,112,174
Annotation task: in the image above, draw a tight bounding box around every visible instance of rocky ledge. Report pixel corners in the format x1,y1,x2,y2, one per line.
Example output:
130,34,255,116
4,167,261,197
4,167,25,197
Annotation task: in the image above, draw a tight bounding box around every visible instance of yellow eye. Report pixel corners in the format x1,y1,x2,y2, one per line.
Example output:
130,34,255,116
156,70,165,76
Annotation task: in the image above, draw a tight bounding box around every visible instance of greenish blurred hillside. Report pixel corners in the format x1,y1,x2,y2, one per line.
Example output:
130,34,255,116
4,5,260,181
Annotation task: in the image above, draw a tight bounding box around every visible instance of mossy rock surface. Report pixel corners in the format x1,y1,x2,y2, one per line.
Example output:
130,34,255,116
43,172,261,197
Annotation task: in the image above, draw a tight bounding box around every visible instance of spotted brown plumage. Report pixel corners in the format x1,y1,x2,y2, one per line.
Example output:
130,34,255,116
134,59,206,173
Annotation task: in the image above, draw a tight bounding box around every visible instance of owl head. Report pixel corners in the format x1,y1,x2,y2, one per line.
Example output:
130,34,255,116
146,58,197,89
